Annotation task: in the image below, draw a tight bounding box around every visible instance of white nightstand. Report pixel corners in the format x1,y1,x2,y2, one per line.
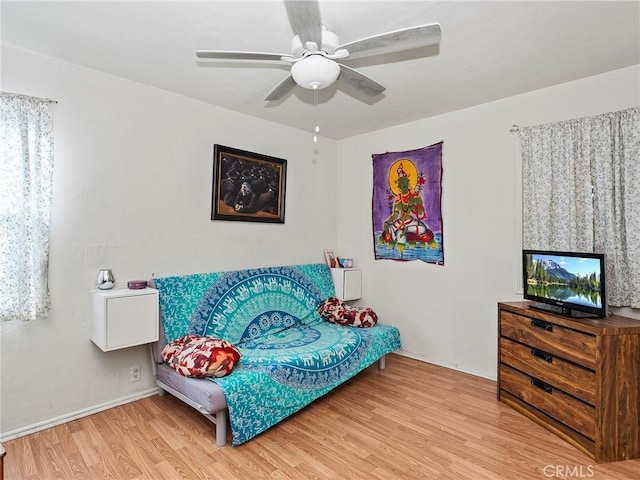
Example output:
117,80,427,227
330,268,362,301
90,287,159,351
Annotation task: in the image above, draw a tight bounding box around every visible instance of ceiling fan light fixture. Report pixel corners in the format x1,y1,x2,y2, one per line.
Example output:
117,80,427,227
291,55,340,90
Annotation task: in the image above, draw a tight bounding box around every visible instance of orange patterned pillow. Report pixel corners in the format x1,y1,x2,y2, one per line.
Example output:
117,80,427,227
161,334,241,377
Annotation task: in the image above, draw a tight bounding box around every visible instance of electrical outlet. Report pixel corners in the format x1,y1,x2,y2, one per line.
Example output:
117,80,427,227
130,365,141,382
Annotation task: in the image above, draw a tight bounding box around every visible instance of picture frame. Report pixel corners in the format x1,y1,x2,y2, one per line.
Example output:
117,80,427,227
324,250,337,268
211,144,287,223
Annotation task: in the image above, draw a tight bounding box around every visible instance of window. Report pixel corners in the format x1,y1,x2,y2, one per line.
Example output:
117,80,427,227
520,107,640,308
0,92,55,321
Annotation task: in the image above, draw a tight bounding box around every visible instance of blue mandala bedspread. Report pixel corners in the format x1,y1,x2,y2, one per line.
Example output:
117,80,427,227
154,263,401,445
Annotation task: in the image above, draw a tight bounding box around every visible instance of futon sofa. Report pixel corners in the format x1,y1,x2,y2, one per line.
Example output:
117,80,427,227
151,263,401,446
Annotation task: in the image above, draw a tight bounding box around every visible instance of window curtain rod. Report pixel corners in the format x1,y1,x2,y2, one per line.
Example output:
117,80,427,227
510,106,640,134
1,91,58,104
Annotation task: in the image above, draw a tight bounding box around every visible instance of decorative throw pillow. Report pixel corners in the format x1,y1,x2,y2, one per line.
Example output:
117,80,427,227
318,297,378,328
161,334,241,378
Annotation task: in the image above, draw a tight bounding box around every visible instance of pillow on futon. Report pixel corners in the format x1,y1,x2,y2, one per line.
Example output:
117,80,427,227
161,334,241,378
318,297,378,327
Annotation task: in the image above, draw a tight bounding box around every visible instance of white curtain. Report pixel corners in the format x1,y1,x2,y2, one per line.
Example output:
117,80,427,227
0,92,55,321
520,106,640,308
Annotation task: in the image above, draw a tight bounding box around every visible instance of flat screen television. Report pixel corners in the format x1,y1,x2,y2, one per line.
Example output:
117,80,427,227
522,249,607,318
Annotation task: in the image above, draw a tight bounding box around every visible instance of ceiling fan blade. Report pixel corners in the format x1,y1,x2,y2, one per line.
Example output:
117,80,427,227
265,75,297,101
338,65,386,97
284,0,322,47
338,23,441,60
196,50,293,61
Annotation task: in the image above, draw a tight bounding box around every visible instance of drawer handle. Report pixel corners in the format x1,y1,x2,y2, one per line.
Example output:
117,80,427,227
530,319,553,332
531,348,553,363
531,378,553,394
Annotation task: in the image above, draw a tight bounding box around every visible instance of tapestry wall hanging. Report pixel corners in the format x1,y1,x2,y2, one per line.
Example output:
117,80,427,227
372,142,444,264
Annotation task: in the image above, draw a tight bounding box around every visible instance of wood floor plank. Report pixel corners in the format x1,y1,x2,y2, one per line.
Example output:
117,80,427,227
7,436,39,480
26,433,61,479
4,354,640,479
71,429,102,468
90,412,143,479
148,434,204,479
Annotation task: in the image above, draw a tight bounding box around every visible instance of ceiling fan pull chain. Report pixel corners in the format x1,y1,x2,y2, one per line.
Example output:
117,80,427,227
313,86,319,143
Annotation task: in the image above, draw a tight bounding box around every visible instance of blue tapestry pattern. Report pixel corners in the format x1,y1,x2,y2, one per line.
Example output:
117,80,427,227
193,266,330,339
154,263,401,445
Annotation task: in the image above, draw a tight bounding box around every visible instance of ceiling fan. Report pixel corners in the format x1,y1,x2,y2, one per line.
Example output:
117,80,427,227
195,0,441,102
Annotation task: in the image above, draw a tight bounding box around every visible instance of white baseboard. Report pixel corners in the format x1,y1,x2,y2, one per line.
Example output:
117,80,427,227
0,388,160,442
395,350,497,381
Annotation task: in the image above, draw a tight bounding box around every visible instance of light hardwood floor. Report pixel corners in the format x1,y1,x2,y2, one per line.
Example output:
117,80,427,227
4,354,639,479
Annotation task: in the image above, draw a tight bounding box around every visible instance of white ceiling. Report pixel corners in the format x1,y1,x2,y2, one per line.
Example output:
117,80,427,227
2,1,639,139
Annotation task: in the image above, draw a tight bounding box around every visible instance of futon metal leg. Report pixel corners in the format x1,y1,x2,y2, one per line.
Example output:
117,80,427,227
216,409,228,446
378,355,386,370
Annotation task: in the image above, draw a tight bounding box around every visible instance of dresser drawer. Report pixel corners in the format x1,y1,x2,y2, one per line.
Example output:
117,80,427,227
500,364,595,440
500,311,596,369
500,337,596,405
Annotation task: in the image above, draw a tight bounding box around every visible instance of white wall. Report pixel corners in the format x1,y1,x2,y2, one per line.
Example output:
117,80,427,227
336,65,640,380
0,45,339,438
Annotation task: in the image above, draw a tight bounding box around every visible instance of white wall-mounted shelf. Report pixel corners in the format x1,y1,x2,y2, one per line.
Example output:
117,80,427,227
90,287,159,352
330,268,362,301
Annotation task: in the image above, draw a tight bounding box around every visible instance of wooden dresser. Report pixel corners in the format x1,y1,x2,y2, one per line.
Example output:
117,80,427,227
498,301,640,463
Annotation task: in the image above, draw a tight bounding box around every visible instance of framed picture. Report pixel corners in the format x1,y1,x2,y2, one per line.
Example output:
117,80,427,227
324,250,337,268
211,144,287,223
